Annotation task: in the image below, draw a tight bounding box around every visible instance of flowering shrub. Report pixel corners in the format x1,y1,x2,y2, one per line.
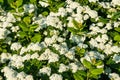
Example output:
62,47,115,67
0,0,120,80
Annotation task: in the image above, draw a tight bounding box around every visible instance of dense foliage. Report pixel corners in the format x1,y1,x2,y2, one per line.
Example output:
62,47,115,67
0,0,120,80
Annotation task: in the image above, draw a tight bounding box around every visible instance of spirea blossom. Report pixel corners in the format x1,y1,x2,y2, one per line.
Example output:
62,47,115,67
50,74,63,80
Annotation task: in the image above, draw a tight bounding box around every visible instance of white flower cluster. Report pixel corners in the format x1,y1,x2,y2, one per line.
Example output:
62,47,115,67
109,73,120,80
0,0,120,80
50,73,63,80
1,66,33,80
39,49,59,63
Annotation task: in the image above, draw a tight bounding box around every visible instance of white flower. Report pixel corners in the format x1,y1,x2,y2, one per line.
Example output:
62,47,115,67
20,47,28,55
0,28,10,39
86,10,98,18
65,50,75,60
78,43,88,48
95,34,108,43
22,54,31,61
83,14,89,20
25,75,34,80
69,63,79,73
57,37,65,43
69,2,80,9
104,44,113,55
114,22,120,27
10,54,24,68
66,7,73,13
67,17,74,27
109,73,120,80
77,6,84,14
33,15,47,31
11,42,22,51
43,31,48,35
86,51,104,60
39,1,49,7
66,0,73,5
81,56,91,63
0,53,11,63
11,26,19,32
50,74,63,80
17,72,26,80
31,52,39,59
1,66,17,80
99,28,107,34
97,22,104,27
6,12,16,23
102,34,109,41
73,14,83,23
39,67,51,76
111,46,120,53
70,34,85,43
58,7,67,17
98,43,105,50
105,23,112,30
46,16,59,27
113,54,120,63
89,38,98,49
89,0,98,3
2,22,12,28
112,0,120,6
48,52,59,63
89,26,101,34
27,43,42,51
38,49,50,61
58,64,69,73
99,2,111,8
44,37,55,46
23,4,35,13
52,44,61,51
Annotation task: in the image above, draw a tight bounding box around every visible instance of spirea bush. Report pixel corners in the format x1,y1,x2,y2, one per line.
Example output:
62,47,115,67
0,0,120,80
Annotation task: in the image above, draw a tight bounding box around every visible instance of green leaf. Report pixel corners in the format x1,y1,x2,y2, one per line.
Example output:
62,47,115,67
75,70,87,77
90,68,103,75
114,27,120,32
31,33,41,42
30,0,36,3
112,11,120,20
18,31,26,38
0,0,3,4
114,35,120,41
8,0,16,9
106,57,115,65
99,17,109,24
72,19,83,30
57,2,65,9
19,23,29,31
30,24,38,31
82,59,93,69
67,27,78,34
7,0,14,4
80,48,85,54
73,73,84,80
89,73,99,79
67,27,83,35
42,11,48,16
95,60,103,66
23,16,31,25
90,18,96,22
8,0,23,8
16,0,23,7
108,31,119,38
